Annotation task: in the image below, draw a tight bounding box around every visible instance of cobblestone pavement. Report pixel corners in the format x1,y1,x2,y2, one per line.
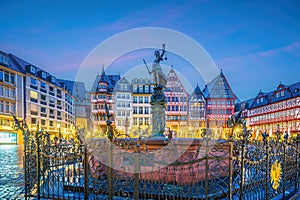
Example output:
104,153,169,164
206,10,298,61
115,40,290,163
0,145,24,199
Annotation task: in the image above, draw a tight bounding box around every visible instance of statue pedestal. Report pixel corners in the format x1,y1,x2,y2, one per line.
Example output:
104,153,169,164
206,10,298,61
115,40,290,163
150,85,166,137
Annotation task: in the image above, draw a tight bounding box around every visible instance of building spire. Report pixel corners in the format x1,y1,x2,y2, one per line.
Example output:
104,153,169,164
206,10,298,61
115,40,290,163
100,65,105,75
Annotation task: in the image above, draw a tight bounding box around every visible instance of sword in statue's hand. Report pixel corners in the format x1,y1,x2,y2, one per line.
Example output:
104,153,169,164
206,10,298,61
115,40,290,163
143,59,151,74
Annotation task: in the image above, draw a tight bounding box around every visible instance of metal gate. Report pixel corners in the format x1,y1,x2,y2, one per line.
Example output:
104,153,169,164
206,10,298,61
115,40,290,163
12,114,300,200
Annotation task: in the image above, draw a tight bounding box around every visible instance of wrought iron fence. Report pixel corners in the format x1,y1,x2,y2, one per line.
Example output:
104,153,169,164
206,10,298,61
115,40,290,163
12,114,300,200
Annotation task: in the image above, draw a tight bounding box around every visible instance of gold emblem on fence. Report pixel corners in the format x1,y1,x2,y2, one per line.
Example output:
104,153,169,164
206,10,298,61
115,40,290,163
270,160,282,190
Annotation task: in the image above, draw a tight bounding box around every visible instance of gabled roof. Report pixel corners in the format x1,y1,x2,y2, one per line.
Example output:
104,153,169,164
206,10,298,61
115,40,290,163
91,69,121,93
190,84,205,100
114,77,132,93
165,68,188,94
203,70,236,99
249,82,300,109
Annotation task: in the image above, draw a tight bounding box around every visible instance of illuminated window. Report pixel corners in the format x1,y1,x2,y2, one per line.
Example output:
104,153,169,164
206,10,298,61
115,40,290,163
31,118,37,125
41,119,46,126
144,117,149,125
133,118,137,125
30,90,38,99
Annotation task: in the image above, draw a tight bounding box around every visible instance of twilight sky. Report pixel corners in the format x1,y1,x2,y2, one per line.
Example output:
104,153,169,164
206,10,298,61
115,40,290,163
1,0,299,100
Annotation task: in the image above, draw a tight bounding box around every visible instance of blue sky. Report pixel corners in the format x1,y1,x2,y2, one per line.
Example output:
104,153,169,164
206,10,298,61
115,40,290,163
1,0,299,100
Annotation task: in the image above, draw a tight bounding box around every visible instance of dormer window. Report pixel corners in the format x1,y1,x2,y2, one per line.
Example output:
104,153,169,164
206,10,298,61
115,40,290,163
41,71,47,79
30,66,36,74
0,55,9,65
281,90,284,96
260,97,263,103
51,76,56,83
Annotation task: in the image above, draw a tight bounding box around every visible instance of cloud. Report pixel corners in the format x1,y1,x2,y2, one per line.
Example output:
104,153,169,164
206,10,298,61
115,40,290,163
220,41,300,64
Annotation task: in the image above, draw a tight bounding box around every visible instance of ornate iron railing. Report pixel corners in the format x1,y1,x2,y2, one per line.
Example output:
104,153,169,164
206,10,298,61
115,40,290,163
12,112,300,200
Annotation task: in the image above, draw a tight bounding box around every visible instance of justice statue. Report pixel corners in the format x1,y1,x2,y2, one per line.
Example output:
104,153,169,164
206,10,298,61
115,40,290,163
143,44,167,104
143,44,167,137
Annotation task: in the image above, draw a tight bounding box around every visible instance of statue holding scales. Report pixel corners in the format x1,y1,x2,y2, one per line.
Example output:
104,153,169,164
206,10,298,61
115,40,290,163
143,44,167,137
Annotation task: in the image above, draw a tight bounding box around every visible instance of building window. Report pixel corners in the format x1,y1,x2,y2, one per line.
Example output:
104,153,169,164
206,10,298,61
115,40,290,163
133,118,137,125
49,120,54,127
144,96,149,103
51,76,56,83
139,117,143,125
30,77,37,85
30,90,38,100
144,117,149,125
139,96,143,103
5,102,9,113
0,101,3,112
11,103,16,113
49,97,55,104
31,118,37,125
41,71,47,79
133,96,137,103
281,90,284,96
41,107,46,113
138,85,143,93
144,107,149,114
40,81,47,89
41,119,46,126
0,71,3,82
139,107,143,114
133,85,138,93
133,106,137,114
30,66,36,73
49,86,54,93
41,94,46,101
10,74,15,84
4,72,9,83
145,86,149,93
